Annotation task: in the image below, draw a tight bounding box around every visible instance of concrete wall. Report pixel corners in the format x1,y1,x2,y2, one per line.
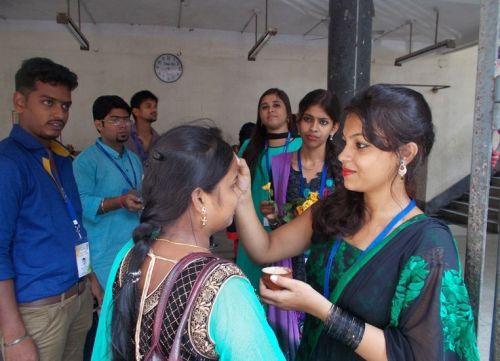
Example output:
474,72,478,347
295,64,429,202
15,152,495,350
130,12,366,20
0,20,478,202
370,41,478,201
0,20,328,148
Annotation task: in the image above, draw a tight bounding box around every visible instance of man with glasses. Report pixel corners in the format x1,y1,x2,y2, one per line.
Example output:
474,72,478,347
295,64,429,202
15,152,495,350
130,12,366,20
73,95,143,289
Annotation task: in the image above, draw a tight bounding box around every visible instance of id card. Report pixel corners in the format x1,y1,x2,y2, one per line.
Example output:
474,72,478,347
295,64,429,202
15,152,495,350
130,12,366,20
75,241,91,278
263,217,270,227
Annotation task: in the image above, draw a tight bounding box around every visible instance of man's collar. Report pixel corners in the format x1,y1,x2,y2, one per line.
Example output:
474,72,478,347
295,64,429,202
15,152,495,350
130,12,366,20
11,125,70,157
96,138,124,158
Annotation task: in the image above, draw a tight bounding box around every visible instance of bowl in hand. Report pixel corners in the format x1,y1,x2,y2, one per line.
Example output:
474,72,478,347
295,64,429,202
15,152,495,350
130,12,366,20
262,266,292,290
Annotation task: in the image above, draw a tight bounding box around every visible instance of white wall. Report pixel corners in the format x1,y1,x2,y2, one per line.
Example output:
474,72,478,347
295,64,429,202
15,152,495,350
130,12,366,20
0,20,478,202
0,20,328,148
370,42,478,201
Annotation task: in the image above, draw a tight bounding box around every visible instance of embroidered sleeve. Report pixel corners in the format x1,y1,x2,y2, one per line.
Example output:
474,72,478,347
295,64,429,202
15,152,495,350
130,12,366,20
189,263,245,359
389,255,429,327
386,245,479,361
440,269,477,359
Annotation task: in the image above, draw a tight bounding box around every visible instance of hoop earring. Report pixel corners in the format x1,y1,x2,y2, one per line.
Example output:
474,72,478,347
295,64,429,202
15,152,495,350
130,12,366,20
398,159,407,179
200,206,208,227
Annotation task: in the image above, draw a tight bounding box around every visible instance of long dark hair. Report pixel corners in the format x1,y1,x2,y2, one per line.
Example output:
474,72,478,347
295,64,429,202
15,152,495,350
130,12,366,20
312,84,435,238
111,125,233,361
242,88,297,176
296,89,342,186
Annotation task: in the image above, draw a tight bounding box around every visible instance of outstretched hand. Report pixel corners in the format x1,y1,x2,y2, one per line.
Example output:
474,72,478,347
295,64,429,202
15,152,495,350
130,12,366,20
259,275,328,318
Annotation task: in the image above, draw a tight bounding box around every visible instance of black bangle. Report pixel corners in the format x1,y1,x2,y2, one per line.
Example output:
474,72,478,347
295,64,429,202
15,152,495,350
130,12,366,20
324,303,365,349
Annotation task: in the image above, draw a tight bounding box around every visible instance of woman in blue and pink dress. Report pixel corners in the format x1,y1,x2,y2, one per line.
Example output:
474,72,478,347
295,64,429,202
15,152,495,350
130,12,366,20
260,89,342,360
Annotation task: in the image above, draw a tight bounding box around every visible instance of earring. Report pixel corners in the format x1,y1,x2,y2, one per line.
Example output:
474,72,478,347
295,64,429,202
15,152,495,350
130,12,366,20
398,159,407,179
329,133,334,141
200,206,208,227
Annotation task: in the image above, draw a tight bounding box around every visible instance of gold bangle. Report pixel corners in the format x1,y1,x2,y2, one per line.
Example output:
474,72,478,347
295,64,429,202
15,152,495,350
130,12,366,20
100,199,106,213
3,330,30,348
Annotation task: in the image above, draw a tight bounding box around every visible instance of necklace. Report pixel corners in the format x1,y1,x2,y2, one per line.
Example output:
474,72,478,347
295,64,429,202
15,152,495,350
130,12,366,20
266,131,290,140
156,238,209,251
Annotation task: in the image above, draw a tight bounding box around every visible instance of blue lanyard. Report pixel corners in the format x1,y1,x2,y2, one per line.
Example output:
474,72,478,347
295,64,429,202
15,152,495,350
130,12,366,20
95,141,138,189
42,154,84,242
297,148,329,199
264,132,291,178
322,199,416,298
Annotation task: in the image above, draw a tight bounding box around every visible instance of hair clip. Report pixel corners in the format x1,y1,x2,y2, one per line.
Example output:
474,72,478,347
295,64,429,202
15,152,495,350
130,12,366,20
152,151,164,161
124,270,142,284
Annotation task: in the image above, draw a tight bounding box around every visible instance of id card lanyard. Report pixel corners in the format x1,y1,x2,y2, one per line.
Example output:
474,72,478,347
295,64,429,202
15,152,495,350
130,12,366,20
322,199,416,298
297,148,329,199
95,141,138,189
42,153,91,278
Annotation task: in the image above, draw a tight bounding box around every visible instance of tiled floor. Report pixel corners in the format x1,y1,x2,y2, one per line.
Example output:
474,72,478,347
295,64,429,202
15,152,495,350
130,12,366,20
212,223,498,360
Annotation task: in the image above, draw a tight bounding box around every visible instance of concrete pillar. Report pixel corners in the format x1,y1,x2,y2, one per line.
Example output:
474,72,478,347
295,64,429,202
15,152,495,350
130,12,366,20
327,0,373,109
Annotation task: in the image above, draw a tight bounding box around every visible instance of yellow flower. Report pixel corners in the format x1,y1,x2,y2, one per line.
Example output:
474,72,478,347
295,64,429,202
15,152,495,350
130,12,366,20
308,192,319,202
302,199,315,211
295,205,304,216
262,182,272,191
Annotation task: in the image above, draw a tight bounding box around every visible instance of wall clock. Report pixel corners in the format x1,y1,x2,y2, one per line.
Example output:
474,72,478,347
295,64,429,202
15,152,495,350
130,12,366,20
154,53,183,83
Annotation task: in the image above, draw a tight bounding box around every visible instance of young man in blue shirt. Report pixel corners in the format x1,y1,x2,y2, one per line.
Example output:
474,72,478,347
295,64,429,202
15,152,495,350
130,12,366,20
0,57,102,361
73,96,143,288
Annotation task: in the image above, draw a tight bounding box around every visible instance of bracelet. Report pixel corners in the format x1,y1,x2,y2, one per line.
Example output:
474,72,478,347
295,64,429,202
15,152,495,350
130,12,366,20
268,218,280,229
3,330,30,348
100,199,106,214
324,303,365,349
119,195,126,208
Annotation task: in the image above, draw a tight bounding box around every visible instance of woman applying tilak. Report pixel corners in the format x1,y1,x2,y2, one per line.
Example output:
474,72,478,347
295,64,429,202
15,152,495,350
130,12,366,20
234,85,479,361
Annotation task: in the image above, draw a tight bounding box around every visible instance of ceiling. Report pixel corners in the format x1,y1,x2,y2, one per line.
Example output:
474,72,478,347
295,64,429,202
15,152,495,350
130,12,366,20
0,0,480,46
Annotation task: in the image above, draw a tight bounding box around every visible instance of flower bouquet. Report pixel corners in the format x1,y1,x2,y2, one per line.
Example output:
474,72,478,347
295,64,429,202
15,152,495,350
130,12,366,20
281,190,319,222
262,182,319,225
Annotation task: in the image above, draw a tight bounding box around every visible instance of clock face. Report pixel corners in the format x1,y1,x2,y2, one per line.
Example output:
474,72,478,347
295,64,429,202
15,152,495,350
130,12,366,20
154,53,183,83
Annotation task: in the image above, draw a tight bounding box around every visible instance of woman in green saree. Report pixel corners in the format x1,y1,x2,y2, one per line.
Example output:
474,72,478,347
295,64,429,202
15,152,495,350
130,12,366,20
234,84,479,361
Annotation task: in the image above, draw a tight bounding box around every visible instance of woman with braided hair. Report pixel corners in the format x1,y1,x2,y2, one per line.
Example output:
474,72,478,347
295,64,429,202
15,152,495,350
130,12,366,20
92,125,284,361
